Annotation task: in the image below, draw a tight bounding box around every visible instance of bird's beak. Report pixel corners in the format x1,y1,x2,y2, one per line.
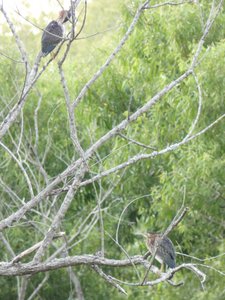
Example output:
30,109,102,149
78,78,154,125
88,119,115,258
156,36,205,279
62,10,71,23
133,232,147,238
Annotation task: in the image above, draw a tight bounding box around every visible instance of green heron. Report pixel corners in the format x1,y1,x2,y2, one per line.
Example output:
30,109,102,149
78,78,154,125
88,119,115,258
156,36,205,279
41,10,71,57
146,233,176,269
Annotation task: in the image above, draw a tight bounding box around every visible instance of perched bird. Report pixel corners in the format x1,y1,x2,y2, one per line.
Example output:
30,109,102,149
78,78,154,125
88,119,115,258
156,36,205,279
146,233,176,269
41,10,71,57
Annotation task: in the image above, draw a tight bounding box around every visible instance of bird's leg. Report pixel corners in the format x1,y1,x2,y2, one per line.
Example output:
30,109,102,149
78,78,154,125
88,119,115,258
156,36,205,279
160,262,164,273
50,51,57,60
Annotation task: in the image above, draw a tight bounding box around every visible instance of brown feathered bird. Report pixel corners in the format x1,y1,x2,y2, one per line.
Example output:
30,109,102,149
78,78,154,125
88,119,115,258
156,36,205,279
146,233,176,269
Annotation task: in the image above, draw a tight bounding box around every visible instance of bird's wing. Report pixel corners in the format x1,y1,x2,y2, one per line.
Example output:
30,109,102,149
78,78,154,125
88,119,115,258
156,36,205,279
158,237,176,268
41,21,63,55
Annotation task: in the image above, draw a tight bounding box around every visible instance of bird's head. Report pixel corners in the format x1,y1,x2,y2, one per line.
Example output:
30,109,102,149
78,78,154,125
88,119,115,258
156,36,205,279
146,232,162,246
58,10,71,24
